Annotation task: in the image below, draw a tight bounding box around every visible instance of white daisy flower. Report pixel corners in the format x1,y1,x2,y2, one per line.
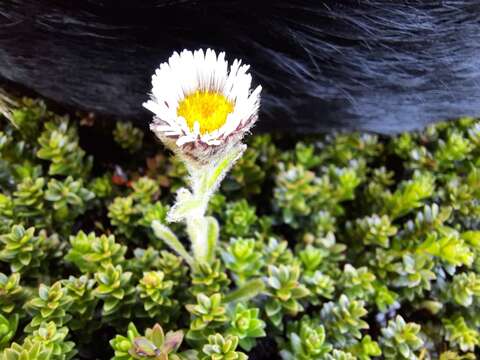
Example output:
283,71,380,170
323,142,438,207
143,48,262,164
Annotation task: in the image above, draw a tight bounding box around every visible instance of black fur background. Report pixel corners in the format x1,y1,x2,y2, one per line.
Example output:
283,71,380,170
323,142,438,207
1,0,480,133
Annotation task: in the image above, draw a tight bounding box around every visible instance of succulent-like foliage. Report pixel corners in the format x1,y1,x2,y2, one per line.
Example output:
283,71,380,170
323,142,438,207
223,200,257,238
201,334,247,360
443,315,479,352
12,177,45,222
2,338,53,360
439,351,476,360
372,283,398,313
65,231,126,273
36,119,91,177
297,244,328,276
24,281,72,331
61,275,97,331
380,316,424,360
94,264,135,318
190,261,230,297
0,273,23,314
113,121,144,154
273,163,318,228
303,270,335,304
226,303,266,351
1,95,480,358
107,177,164,239
186,293,228,340
138,202,168,231
0,313,18,349
373,251,436,301
110,322,196,360
89,174,113,199
0,225,45,273
300,233,346,275
320,295,369,347
347,335,382,360
25,322,76,360
221,238,263,285
264,237,294,266
225,135,275,196
110,322,142,360
108,197,137,238
384,172,435,219
348,214,397,248
418,231,474,267
325,350,356,360
280,316,332,360
0,195,14,234
265,264,310,328
44,177,94,225
5,97,45,139
157,250,189,285
137,271,177,322
448,272,480,307
131,177,160,205
338,264,375,301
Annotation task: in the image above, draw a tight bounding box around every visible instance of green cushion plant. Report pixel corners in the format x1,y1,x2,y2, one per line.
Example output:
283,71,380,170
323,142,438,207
0,93,479,359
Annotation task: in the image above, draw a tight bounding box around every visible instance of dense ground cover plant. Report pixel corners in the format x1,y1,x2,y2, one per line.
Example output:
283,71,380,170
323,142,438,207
0,93,479,359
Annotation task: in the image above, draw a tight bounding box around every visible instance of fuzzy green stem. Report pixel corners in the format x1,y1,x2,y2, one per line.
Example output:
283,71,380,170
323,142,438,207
166,144,246,265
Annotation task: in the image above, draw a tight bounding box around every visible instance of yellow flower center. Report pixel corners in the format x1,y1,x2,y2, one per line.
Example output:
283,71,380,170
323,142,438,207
177,91,234,134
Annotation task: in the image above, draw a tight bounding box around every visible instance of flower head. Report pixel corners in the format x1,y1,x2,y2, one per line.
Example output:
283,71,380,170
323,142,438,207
144,49,261,164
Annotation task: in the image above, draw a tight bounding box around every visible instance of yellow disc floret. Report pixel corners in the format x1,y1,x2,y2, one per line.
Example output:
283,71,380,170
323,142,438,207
177,91,234,134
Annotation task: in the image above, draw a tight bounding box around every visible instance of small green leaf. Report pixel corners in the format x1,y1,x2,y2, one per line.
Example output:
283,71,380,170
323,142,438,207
151,221,194,267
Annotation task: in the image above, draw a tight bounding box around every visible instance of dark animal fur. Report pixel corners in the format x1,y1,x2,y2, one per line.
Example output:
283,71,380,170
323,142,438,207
1,0,480,133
